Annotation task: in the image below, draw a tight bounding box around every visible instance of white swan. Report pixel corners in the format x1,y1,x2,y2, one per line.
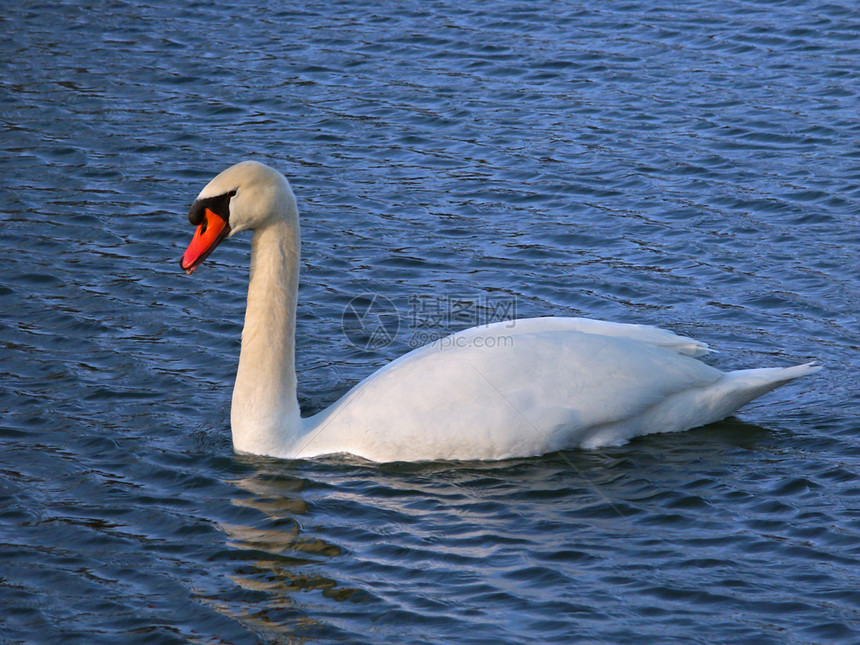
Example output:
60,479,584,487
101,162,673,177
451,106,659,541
180,161,820,463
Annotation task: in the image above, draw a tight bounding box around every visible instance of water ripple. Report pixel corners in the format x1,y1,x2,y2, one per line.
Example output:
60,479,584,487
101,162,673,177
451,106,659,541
1,0,859,642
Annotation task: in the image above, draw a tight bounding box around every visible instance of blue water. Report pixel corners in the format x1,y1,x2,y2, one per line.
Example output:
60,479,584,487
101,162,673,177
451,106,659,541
2,0,859,642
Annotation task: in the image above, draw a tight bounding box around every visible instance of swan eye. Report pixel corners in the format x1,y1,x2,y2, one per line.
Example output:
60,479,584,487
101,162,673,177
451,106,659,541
188,189,237,226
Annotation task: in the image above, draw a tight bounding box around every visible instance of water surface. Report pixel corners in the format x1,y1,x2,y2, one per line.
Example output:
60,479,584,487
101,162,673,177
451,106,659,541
2,0,859,642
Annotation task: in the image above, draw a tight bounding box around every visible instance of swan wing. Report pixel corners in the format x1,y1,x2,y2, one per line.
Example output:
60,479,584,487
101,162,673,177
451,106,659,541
454,316,710,357
298,329,721,461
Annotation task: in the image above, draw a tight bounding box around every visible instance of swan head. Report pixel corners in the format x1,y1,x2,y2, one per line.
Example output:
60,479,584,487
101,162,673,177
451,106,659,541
180,160,297,275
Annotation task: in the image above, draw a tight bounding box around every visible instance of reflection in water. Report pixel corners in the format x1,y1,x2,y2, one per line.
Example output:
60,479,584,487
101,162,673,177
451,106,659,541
207,424,788,641
216,465,358,640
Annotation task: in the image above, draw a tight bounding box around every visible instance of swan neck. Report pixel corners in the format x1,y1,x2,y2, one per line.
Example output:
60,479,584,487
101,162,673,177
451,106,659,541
231,218,301,455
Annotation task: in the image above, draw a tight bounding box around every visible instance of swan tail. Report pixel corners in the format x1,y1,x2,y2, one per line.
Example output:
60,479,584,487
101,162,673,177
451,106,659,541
717,362,822,412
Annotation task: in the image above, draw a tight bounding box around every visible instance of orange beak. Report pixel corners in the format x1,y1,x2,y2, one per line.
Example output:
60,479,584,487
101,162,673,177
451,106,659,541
180,208,230,275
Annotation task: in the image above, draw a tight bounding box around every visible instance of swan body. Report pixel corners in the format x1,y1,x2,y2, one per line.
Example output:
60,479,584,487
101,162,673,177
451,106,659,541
180,161,820,463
